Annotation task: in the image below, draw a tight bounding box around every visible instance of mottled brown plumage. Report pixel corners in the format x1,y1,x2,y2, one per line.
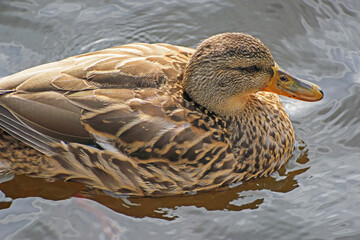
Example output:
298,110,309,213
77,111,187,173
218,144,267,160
0,33,323,196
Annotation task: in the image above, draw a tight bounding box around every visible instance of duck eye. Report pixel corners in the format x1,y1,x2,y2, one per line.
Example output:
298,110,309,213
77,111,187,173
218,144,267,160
246,66,257,73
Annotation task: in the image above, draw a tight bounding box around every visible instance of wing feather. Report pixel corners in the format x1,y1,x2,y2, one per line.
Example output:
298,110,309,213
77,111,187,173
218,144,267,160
0,43,194,152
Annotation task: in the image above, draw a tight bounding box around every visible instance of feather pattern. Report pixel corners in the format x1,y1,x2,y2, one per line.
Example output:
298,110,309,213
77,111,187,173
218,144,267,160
0,33,323,196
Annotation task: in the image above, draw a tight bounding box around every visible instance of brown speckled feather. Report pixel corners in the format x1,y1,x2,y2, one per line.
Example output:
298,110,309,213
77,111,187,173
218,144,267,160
0,33,322,196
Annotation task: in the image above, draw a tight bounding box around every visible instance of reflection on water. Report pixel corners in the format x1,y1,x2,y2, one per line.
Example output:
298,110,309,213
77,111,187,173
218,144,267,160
0,0,360,239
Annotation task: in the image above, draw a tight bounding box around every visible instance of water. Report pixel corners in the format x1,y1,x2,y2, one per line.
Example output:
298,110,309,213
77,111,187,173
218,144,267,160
0,0,359,239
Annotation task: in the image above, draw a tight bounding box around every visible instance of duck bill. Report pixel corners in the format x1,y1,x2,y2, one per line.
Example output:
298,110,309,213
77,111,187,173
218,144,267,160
262,63,323,102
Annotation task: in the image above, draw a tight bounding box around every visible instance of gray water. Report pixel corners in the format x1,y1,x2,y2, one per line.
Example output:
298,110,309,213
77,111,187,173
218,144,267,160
0,0,359,239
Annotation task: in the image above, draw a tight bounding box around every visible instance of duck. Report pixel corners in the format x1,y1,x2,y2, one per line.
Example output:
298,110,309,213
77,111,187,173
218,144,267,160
0,32,323,197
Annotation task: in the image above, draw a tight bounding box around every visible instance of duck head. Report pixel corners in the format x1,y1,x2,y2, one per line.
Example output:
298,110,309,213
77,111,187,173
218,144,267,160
183,32,323,116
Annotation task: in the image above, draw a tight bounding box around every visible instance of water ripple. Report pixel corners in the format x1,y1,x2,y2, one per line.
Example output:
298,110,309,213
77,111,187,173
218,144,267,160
0,0,360,239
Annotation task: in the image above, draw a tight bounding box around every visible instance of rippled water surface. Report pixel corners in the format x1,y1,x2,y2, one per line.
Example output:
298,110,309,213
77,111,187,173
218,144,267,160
0,0,360,239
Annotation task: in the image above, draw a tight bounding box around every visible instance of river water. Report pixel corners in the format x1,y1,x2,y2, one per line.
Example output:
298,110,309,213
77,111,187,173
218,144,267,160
0,0,359,239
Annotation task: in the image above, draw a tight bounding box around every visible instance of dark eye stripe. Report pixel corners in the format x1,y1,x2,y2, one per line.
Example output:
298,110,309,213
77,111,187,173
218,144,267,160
229,65,259,72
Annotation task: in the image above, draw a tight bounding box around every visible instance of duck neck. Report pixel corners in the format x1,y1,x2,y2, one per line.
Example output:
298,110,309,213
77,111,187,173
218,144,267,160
212,95,252,117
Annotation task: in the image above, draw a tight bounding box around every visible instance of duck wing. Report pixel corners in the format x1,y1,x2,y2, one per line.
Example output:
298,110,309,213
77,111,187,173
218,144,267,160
0,43,194,155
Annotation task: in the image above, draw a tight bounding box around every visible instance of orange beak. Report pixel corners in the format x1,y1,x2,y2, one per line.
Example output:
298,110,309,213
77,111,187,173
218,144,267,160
262,63,323,102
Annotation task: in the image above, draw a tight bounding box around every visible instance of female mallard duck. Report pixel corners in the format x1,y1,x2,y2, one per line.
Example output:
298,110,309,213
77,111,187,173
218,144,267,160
0,33,323,196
